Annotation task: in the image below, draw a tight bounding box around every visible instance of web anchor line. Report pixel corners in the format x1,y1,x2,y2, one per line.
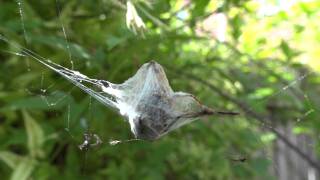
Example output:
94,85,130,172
55,0,74,69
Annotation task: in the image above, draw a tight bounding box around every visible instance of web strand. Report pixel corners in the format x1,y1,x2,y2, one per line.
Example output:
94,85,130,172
0,34,118,109
1,1,319,177
16,0,31,71
55,0,74,70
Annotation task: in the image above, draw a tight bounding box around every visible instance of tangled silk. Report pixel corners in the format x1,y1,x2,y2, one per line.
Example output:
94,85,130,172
0,35,237,140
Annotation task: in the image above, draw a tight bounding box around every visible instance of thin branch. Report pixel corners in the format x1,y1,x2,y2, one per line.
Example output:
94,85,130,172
166,65,320,172
196,26,306,102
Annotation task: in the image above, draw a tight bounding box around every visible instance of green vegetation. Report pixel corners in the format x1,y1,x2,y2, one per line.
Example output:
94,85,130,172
0,0,319,179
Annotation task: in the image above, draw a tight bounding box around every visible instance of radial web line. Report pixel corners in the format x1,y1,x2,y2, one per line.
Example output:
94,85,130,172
0,34,118,109
16,0,31,71
55,0,74,69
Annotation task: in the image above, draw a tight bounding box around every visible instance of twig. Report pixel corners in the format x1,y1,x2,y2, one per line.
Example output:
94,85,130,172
166,65,320,172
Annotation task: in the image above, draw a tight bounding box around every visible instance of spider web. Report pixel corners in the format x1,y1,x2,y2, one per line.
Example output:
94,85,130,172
1,0,319,178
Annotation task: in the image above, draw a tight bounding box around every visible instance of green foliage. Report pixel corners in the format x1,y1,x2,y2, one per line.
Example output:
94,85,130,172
0,0,319,179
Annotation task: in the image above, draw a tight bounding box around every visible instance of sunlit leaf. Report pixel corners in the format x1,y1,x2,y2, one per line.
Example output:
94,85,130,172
10,157,36,180
0,151,22,169
261,132,276,143
30,35,91,59
22,110,45,158
8,91,71,110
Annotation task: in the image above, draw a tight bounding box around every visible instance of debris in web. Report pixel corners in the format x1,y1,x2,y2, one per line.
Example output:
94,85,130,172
0,34,238,141
3,1,319,176
109,138,141,146
126,0,146,36
79,133,103,151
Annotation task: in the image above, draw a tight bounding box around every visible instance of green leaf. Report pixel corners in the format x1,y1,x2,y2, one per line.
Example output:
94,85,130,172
22,110,45,158
260,132,276,143
106,36,127,50
10,157,36,180
12,72,39,88
249,87,274,100
31,35,91,59
192,0,210,17
293,126,311,134
8,91,71,110
280,40,302,60
280,40,291,59
0,151,22,169
230,14,243,40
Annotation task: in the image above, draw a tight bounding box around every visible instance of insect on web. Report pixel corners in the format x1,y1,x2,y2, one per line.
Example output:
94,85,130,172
2,0,320,177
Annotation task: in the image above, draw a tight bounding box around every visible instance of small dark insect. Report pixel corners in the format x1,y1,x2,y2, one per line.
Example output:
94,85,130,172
230,157,247,163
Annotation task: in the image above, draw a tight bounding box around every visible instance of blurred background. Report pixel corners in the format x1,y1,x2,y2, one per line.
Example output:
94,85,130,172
0,0,320,179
